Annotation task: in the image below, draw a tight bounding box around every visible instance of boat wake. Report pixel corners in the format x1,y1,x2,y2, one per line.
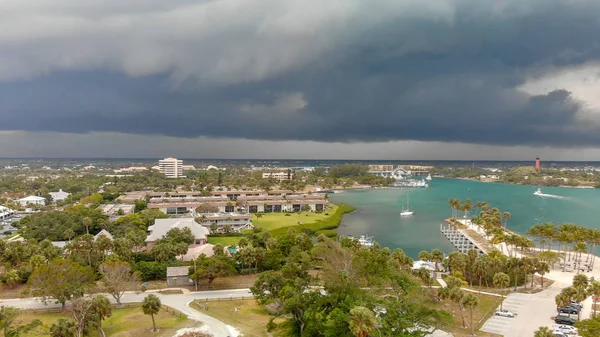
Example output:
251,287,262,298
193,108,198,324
534,192,569,200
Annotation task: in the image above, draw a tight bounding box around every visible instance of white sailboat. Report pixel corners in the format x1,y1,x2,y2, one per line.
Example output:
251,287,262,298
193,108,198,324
400,195,414,216
425,173,432,181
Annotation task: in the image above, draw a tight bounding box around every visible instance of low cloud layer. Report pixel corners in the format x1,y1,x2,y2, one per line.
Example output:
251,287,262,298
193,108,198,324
1,0,600,151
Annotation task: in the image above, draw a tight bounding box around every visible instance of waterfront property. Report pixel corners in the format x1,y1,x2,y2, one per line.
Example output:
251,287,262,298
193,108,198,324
146,218,209,247
195,213,254,233
147,192,328,215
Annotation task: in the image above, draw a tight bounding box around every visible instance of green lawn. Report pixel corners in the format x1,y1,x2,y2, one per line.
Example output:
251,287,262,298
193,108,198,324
19,305,195,337
191,299,286,337
207,236,244,246
253,205,339,231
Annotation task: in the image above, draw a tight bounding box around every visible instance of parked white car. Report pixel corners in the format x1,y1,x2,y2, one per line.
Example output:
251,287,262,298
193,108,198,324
554,325,578,335
494,309,515,318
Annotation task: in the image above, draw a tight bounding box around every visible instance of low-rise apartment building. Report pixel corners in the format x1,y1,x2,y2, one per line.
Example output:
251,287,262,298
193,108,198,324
196,213,253,233
262,172,293,181
147,193,328,215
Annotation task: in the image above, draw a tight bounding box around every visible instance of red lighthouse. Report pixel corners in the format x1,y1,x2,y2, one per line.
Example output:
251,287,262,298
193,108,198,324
535,157,540,171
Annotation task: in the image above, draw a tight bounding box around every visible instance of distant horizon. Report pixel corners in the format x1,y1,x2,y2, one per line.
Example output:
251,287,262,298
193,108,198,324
0,157,597,164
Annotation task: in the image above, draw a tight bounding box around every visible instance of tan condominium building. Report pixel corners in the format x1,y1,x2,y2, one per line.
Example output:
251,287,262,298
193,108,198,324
159,157,183,178
262,172,293,181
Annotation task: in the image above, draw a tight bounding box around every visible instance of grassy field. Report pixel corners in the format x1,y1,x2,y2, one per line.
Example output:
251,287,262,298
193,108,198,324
207,236,244,246
253,205,339,231
19,305,195,337
428,291,502,337
191,299,285,337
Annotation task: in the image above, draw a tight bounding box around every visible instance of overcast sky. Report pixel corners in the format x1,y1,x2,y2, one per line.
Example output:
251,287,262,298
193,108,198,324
2,0,600,160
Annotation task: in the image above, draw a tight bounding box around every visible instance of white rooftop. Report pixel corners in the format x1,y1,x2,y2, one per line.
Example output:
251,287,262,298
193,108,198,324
17,196,45,201
146,218,209,242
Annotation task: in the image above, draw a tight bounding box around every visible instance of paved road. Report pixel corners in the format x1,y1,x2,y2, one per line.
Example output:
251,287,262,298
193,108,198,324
0,289,253,337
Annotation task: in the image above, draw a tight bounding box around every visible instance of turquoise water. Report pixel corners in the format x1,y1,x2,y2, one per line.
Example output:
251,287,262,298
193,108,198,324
329,178,600,258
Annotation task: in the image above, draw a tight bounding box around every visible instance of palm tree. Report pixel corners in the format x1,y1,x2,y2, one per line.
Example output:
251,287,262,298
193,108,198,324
533,326,554,337
348,306,376,337
573,242,587,273
461,294,479,336
588,280,600,318
536,261,550,288
430,249,444,278
502,212,511,228
573,273,590,290
462,199,473,219
82,217,92,235
418,250,431,262
555,292,572,318
493,272,510,310
142,294,161,332
506,257,522,291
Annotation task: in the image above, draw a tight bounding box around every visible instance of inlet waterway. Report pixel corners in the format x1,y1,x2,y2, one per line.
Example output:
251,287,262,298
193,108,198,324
328,178,600,258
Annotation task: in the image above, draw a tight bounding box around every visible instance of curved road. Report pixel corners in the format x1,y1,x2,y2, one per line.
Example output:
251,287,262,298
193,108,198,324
0,289,253,337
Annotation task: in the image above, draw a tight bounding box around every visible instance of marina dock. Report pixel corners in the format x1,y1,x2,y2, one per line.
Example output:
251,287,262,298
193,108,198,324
440,221,488,255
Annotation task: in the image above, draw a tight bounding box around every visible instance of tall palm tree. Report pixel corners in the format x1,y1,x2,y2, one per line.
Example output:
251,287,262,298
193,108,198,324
536,261,550,288
502,212,511,228
588,280,600,318
430,249,445,278
506,257,522,291
349,306,376,337
462,199,473,219
493,272,510,310
573,242,588,273
461,294,479,336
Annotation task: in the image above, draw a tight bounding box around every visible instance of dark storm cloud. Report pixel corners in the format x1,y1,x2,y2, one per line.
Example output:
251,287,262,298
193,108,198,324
1,0,600,147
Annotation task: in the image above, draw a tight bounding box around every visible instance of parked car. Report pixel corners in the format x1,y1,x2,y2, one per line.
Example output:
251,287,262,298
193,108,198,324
557,306,579,314
554,315,577,325
570,300,583,309
554,325,578,335
494,310,515,318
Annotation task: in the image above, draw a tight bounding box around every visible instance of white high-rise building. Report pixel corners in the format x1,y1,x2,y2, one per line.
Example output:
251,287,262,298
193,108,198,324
159,157,183,178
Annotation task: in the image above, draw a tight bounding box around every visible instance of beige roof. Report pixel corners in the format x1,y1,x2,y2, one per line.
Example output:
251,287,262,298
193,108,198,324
181,244,216,261
166,266,191,277
146,218,209,242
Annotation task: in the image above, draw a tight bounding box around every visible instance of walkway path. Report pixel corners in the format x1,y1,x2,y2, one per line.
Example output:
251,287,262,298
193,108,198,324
0,288,253,337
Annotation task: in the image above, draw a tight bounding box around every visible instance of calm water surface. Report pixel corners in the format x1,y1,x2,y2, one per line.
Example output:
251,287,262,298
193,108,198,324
329,178,600,258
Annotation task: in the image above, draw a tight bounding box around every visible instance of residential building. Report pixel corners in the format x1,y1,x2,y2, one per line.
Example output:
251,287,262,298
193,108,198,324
16,196,46,206
182,165,196,171
146,218,209,246
196,213,253,233
158,157,183,178
368,165,395,172
262,172,293,181
166,266,193,286
0,206,16,220
113,166,148,174
100,204,135,216
49,189,71,203
94,229,114,241
147,194,328,214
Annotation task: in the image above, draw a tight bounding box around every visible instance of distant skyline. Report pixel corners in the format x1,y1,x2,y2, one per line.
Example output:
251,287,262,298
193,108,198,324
1,1,600,159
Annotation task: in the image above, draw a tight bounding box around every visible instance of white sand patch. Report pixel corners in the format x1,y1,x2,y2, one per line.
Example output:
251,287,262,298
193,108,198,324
173,326,213,337
227,325,242,337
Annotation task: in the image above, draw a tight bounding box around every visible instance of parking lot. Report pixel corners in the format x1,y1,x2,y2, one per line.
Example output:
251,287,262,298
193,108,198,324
480,284,567,337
